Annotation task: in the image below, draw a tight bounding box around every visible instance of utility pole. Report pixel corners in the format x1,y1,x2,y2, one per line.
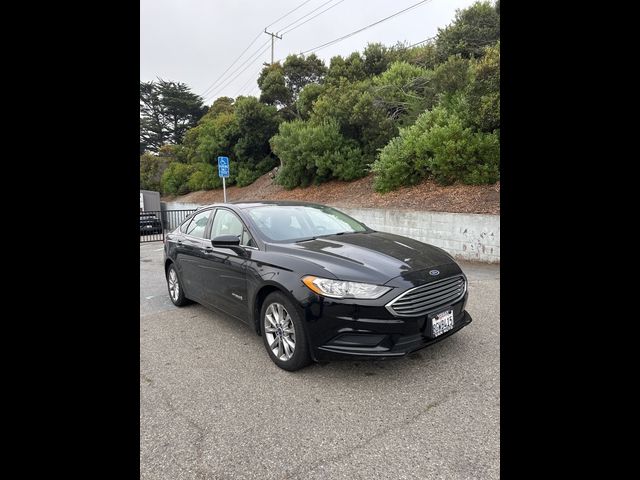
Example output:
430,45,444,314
264,29,282,64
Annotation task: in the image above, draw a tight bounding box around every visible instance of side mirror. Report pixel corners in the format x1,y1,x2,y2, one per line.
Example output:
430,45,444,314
211,235,240,247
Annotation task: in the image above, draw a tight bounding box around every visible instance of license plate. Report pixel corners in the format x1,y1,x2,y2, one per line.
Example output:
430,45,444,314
431,309,454,337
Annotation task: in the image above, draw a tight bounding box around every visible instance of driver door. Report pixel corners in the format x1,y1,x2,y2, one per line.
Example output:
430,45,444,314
199,208,253,322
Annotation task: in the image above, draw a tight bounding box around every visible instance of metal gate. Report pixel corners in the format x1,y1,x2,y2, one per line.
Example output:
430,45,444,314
140,209,196,243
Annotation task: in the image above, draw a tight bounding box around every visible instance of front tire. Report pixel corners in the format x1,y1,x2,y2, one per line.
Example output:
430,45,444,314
260,292,311,371
167,263,189,306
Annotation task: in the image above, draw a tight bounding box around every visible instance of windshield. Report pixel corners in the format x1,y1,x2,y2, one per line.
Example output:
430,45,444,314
245,205,368,242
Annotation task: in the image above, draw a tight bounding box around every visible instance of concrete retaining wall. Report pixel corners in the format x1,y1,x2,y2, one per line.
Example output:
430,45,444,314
161,201,202,211
338,207,500,263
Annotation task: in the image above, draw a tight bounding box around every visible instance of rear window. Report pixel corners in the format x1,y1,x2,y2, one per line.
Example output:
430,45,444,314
185,210,211,238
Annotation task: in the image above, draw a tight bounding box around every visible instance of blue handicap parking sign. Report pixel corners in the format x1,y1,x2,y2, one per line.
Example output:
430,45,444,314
217,156,229,178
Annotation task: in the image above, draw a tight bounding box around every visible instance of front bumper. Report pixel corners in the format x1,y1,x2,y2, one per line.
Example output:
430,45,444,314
303,291,472,362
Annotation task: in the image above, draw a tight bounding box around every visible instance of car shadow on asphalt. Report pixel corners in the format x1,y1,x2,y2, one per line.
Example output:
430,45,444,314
179,301,473,382
303,334,471,380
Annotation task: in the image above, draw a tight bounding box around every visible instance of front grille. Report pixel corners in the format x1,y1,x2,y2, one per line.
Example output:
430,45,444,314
386,275,466,317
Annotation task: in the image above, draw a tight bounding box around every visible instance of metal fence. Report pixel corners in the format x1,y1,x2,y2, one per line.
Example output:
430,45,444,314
140,209,196,243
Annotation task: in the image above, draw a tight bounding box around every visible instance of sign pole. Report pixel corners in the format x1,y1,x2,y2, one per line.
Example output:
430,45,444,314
222,176,226,203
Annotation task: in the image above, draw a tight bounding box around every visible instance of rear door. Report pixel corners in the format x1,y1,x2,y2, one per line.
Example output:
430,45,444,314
175,208,214,302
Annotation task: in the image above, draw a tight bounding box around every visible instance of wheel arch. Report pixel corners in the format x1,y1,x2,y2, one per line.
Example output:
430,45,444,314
251,283,302,336
164,258,174,277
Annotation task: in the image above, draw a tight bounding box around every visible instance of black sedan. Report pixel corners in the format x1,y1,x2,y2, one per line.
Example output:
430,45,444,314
140,213,162,235
163,201,472,371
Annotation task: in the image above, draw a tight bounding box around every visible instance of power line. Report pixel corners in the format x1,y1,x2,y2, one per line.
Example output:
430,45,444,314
266,0,316,29
199,31,263,97
297,0,435,56
234,65,264,98
406,35,437,49
203,39,270,100
248,83,261,97
278,0,343,35
207,0,436,101
281,0,346,36
199,0,320,98
204,42,271,102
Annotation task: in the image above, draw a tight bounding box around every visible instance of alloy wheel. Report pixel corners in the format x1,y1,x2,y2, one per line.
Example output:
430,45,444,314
264,302,296,361
168,268,179,301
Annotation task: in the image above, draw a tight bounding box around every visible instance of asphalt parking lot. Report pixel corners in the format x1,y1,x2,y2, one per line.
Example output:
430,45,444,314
140,242,500,480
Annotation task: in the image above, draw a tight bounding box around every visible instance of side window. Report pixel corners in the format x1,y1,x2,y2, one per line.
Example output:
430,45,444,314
185,210,211,238
179,216,192,233
241,228,256,248
211,210,255,247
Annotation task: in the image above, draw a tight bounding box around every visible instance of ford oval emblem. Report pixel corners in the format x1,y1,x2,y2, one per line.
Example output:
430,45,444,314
429,269,440,276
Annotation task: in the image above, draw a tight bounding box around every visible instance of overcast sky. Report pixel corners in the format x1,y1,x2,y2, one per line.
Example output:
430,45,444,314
140,0,478,105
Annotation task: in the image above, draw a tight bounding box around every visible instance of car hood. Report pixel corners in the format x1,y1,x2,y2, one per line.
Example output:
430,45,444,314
266,231,456,285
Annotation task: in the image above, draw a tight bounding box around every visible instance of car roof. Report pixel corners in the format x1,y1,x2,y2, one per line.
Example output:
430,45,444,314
195,201,328,210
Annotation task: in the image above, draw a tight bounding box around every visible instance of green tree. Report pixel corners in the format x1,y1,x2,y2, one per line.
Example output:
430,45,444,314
435,1,500,61
465,42,500,132
283,53,327,102
140,152,169,192
233,96,281,165
363,43,392,76
432,55,471,96
372,61,435,125
311,79,396,161
397,42,438,70
325,52,366,85
258,54,327,119
194,111,241,164
140,79,208,152
258,64,291,109
206,96,235,117
297,83,325,120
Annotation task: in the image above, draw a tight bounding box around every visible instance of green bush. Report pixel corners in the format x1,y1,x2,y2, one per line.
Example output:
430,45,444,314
423,115,499,184
370,136,415,192
270,119,366,189
255,156,278,173
315,141,366,182
372,107,499,192
161,162,196,195
187,163,220,191
235,167,261,187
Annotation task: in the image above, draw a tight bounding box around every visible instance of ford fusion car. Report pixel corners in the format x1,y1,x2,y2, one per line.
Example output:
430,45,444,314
163,201,472,371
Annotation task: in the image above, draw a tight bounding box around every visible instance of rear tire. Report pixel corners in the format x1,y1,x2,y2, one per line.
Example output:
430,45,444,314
260,292,311,371
167,263,189,306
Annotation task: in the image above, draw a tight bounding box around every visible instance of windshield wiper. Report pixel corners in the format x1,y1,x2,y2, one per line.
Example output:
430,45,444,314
295,231,369,243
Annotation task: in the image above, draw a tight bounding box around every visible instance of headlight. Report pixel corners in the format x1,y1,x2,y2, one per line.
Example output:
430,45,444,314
302,275,391,299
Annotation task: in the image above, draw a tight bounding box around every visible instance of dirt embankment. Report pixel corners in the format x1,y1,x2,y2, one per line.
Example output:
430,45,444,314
162,171,500,215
